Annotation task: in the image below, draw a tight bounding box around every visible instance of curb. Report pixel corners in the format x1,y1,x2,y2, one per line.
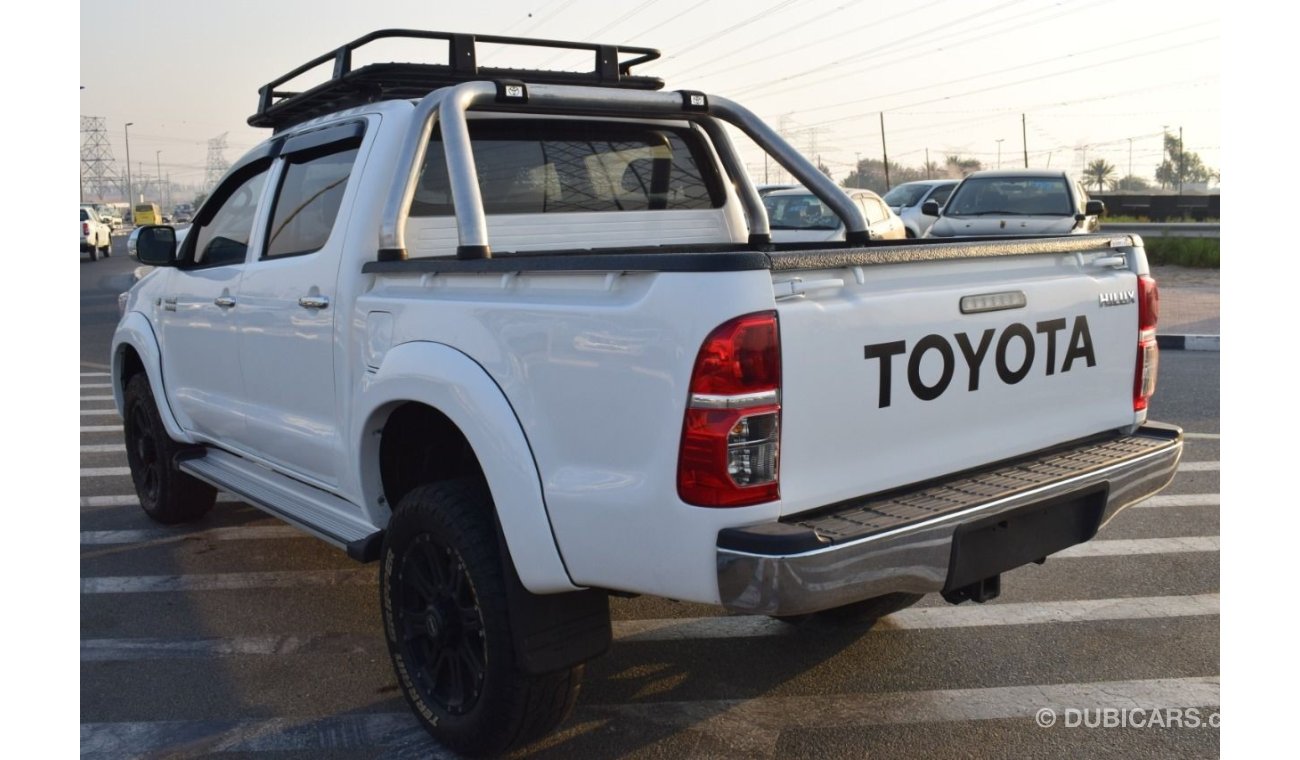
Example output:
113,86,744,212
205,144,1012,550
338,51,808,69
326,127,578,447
1157,334,1219,352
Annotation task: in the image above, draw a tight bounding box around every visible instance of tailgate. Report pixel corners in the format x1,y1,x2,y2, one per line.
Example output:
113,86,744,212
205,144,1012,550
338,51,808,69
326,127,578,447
774,248,1140,517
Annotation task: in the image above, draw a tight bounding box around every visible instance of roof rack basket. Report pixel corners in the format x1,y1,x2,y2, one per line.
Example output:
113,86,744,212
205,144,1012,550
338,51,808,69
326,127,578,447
248,29,663,130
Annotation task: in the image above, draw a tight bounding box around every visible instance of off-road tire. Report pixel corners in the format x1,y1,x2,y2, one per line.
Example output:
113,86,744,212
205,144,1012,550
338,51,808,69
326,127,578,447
122,373,216,524
88,246,99,262
100,238,112,258
380,480,583,756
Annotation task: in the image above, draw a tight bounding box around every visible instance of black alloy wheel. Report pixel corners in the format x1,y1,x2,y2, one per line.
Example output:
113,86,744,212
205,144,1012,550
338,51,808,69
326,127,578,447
395,534,488,716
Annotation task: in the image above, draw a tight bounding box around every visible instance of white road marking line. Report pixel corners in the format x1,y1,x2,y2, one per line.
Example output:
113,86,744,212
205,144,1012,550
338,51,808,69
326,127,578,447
81,383,113,389
1136,493,1219,508
615,593,1219,642
81,395,116,401
82,425,122,433
81,569,375,593
1178,461,1219,472
587,677,1219,750
81,633,379,660
81,372,110,378
1055,536,1218,558
1184,433,1219,440
81,494,241,508
82,467,132,478
82,525,303,545
80,536,1215,594
82,444,125,454
79,677,1218,755
72,594,1222,658
81,410,120,417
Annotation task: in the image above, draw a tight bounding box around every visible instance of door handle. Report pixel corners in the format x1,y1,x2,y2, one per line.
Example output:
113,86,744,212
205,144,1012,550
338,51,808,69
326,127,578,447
298,295,330,310
214,295,236,308
162,297,177,312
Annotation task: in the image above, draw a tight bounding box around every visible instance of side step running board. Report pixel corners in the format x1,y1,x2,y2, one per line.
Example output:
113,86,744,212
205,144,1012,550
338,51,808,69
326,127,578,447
177,448,384,562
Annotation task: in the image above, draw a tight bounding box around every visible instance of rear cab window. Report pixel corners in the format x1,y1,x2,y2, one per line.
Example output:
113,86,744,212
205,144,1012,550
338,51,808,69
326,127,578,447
411,120,723,216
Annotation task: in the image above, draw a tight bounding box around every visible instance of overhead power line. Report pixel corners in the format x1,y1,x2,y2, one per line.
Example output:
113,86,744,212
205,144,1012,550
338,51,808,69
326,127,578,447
797,36,1217,131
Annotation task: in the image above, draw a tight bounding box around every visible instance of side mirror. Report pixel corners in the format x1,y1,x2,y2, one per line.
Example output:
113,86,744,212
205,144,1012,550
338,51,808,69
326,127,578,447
921,200,941,217
135,225,178,266
1085,200,1105,216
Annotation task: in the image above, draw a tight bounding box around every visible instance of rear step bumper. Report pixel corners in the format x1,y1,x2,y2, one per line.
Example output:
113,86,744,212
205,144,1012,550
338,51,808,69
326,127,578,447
716,423,1183,616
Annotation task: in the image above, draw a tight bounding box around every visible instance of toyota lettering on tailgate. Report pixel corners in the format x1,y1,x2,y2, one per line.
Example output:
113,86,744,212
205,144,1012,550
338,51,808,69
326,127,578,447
863,316,1096,407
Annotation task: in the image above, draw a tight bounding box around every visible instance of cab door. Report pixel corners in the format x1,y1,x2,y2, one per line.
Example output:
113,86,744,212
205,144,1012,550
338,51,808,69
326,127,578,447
155,163,272,442
232,122,366,489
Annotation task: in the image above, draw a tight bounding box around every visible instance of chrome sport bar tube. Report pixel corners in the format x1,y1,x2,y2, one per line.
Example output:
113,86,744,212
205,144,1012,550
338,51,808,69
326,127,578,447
378,82,868,260
707,95,868,243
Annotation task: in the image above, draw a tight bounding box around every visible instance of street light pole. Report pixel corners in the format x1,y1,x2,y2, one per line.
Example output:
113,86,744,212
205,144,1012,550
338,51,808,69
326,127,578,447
1161,125,1169,188
156,150,164,208
1178,126,1184,196
995,139,1004,169
124,122,134,207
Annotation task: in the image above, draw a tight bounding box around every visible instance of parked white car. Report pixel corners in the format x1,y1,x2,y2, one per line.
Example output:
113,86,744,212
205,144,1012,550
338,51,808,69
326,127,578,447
80,205,112,261
763,186,905,242
883,179,958,238
923,170,1103,238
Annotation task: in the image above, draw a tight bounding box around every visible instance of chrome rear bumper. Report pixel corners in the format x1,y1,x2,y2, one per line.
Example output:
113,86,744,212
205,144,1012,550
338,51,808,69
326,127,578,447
716,423,1183,616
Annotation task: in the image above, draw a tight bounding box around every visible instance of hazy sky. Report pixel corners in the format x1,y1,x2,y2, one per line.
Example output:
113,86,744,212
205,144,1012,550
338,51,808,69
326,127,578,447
79,0,1219,198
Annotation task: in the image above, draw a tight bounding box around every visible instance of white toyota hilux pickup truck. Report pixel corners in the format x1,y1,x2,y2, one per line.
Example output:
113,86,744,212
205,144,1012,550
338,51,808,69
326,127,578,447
113,30,1182,756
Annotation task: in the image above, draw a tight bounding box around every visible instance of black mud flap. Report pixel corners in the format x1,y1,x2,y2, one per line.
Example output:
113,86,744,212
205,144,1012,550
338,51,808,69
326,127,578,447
497,532,611,675
942,486,1108,604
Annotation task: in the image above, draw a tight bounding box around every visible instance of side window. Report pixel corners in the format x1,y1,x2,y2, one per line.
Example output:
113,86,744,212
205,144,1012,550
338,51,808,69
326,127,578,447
191,169,269,266
265,147,359,259
861,196,887,224
929,185,954,206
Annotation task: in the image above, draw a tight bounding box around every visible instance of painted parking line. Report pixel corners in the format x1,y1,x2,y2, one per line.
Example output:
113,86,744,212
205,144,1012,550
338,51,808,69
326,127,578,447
82,444,126,454
82,467,132,478
80,537,1216,594
81,494,241,508
1136,493,1219,508
81,383,113,390
1184,433,1219,440
81,372,110,378
1054,536,1218,558
78,593,1220,660
82,410,120,417
1177,461,1218,472
81,395,116,401
615,593,1219,642
82,426,122,433
79,676,1218,756
81,569,376,594
81,525,303,545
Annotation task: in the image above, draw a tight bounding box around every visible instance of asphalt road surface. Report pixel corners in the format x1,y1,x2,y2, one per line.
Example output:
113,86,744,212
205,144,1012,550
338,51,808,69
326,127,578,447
81,255,1219,758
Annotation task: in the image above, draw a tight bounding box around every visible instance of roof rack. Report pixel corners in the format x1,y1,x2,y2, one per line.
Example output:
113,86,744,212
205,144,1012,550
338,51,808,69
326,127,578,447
248,29,664,130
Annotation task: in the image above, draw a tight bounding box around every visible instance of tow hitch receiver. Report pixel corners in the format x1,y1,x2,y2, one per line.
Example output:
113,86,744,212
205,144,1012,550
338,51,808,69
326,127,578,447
943,574,1001,604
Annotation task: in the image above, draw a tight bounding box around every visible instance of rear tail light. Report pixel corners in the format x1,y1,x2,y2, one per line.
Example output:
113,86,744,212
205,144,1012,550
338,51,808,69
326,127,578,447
82,221,90,236
678,312,781,507
1134,274,1159,411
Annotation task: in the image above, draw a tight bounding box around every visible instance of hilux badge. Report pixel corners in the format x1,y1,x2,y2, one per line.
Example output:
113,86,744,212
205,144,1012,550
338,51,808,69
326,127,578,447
1099,291,1136,307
